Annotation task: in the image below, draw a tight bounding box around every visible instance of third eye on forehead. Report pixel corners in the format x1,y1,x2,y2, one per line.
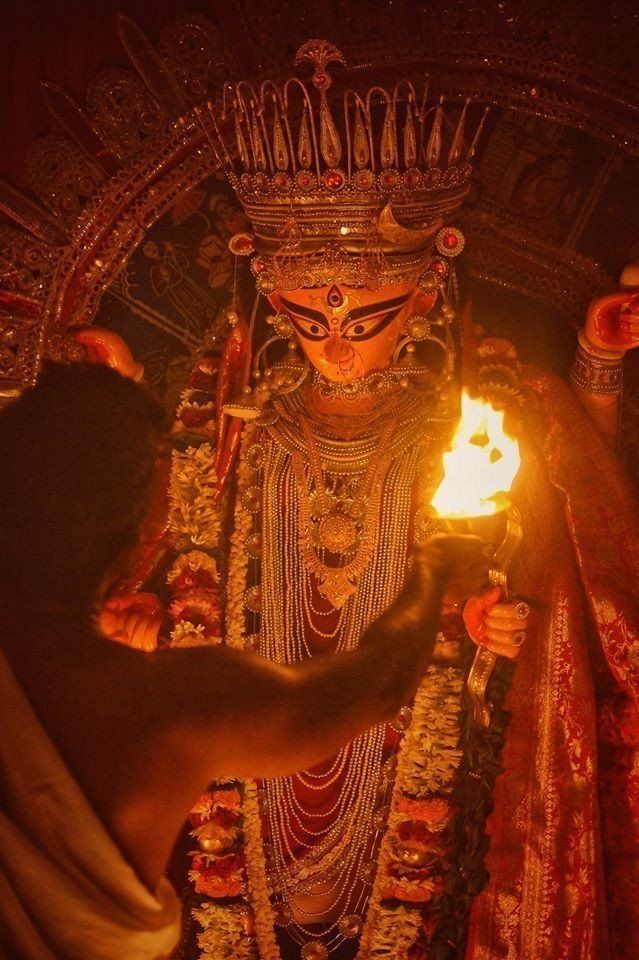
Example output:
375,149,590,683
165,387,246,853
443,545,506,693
326,284,344,308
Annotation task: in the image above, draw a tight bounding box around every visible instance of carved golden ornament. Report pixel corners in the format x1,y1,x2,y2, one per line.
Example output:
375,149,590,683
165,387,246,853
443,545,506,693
246,442,266,470
193,40,485,288
86,68,164,159
159,12,228,101
245,533,262,559
294,39,346,78
377,203,436,249
244,585,262,612
292,414,397,607
317,511,358,553
251,240,432,292
338,914,363,938
301,943,328,960
436,226,466,257
24,135,103,222
407,316,432,341
228,232,255,256
242,485,262,512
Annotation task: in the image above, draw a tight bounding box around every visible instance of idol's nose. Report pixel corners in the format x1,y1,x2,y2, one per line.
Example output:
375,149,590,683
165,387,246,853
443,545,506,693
323,335,354,365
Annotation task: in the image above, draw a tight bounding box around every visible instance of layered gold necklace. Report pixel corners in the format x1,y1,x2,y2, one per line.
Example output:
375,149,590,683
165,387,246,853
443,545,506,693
267,387,444,608
238,387,447,955
292,413,397,608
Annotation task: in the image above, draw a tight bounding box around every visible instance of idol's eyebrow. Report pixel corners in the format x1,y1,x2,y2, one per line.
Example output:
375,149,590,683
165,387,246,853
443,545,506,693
343,293,410,324
280,296,330,326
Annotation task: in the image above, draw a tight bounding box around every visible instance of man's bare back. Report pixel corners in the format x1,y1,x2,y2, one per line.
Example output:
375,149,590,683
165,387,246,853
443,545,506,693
0,364,487,955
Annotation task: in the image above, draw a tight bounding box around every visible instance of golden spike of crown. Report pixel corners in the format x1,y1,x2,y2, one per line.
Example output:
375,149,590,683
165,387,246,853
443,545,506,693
197,40,488,291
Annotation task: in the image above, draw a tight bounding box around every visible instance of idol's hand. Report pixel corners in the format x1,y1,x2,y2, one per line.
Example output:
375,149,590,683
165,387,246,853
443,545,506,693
99,592,163,651
463,587,530,659
584,289,639,353
74,326,145,380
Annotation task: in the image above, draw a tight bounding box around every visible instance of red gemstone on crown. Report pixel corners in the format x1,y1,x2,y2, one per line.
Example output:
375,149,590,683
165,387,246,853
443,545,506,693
324,169,345,191
253,172,269,190
442,232,459,249
353,170,374,190
252,257,267,274
312,72,331,89
405,169,422,188
380,170,399,188
295,171,315,189
273,172,290,190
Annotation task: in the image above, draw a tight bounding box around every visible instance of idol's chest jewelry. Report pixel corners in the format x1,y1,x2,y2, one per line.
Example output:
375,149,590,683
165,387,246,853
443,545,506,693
291,413,397,608
265,395,438,608
240,420,428,955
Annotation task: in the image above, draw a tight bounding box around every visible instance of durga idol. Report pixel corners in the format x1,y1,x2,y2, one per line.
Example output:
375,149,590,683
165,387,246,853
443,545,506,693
98,39,639,960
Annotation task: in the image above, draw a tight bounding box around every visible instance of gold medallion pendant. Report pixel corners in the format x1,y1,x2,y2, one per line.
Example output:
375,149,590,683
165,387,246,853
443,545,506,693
317,511,358,553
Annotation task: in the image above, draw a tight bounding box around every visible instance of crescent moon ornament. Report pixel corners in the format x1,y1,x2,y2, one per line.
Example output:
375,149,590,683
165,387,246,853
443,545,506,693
376,203,439,248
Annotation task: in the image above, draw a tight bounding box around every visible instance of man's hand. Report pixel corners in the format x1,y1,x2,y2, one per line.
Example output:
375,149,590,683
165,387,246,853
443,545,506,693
410,534,490,606
463,587,531,659
99,592,163,651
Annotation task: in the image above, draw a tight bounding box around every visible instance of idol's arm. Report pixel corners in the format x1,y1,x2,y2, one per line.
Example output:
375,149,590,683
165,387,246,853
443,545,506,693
570,328,624,448
571,265,639,448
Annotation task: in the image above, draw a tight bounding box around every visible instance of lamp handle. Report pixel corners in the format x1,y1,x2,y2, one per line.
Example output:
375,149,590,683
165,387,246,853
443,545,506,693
466,504,523,726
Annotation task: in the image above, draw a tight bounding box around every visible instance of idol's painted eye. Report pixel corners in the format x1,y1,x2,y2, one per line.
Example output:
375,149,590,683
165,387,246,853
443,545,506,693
289,315,329,341
343,311,398,341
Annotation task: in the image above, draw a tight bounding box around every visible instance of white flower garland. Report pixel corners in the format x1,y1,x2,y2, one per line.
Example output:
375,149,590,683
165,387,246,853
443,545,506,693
193,901,259,960
359,665,464,958
169,443,221,550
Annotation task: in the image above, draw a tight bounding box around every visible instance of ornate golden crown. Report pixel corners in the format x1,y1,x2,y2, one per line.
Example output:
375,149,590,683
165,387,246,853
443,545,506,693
198,39,487,291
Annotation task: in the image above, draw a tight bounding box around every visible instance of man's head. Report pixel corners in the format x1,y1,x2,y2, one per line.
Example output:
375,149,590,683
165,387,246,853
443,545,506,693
0,364,165,615
269,281,437,382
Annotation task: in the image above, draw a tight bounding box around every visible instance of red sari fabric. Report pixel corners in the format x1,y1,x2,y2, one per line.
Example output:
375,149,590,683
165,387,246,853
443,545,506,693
466,367,639,959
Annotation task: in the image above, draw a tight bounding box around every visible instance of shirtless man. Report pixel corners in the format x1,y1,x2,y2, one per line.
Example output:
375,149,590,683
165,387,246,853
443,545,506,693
0,363,488,959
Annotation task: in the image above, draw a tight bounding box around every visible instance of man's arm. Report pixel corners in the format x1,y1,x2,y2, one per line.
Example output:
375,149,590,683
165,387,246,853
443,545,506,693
104,535,486,889
147,536,487,780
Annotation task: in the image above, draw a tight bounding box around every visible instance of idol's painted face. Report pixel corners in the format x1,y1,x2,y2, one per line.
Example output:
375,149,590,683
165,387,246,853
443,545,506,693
269,282,436,382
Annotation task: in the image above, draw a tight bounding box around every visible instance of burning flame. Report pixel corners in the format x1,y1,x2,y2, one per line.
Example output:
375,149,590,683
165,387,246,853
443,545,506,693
431,392,521,518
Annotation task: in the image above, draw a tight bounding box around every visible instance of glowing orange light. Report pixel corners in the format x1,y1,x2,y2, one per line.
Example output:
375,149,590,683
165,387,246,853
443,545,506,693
431,392,521,518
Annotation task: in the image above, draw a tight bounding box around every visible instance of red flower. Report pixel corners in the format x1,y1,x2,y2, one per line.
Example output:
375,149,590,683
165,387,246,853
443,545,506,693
211,807,240,830
190,852,245,898
212,788,241,811
189,787,241,826
189,358,218,391
396,796,452,830
178,405,215,430
169,589,222,636
380,880,434,904
171,568,218,593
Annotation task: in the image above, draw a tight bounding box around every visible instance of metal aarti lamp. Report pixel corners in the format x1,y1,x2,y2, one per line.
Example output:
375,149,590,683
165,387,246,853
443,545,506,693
430,392,523,726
